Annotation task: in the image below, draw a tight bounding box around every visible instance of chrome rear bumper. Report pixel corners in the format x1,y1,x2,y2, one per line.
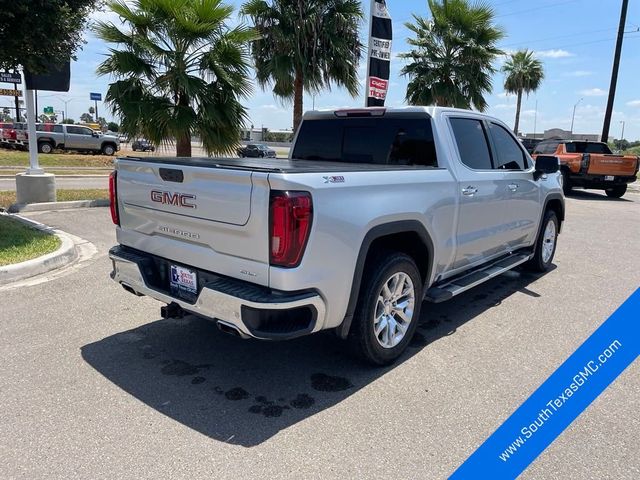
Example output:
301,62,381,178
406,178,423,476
109,246,326,340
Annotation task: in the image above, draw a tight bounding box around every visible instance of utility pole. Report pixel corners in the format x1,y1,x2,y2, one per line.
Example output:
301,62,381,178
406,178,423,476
601,0,629,142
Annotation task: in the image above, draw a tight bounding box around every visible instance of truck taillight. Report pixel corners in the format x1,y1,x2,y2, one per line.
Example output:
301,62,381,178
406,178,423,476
109,171,120,226
269,191,313,268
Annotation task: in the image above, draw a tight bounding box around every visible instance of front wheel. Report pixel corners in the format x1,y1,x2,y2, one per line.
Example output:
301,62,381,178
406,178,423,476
605,185,627,198
102,144,116,156
348,252,423,365
525,210,559,272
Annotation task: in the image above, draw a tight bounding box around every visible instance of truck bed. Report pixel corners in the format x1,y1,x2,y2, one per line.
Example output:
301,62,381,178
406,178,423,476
119,155,440,173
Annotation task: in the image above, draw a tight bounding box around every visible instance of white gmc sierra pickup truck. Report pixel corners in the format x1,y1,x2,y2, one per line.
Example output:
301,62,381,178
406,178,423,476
109,107,564,365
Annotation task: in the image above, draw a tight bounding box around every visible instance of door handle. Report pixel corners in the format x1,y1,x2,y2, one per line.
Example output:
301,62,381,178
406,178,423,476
508,183,519,192
462,186,478,196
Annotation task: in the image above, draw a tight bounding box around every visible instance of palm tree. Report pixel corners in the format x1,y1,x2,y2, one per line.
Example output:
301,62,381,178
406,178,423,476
502,49,544,135
400,0,504,111
241,0,363,132
94,0,255,157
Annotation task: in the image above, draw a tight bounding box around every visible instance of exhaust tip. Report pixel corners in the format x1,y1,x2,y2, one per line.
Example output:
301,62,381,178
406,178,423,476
217,321,245,338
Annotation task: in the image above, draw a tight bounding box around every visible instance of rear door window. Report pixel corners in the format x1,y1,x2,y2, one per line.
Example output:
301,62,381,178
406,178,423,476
292,117,438,167
488,123,528,170
449,118,493,170
533,141,559,154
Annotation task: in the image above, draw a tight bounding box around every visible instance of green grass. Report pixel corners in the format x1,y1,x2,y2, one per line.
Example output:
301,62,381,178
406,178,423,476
0,169,112,176
0,189,109,209
0,150,115,168
0,216,61,266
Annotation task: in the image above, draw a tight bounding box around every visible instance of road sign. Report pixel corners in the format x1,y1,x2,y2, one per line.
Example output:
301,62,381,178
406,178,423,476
0,72,21,84
44,106,54,114
0,88,22,97
90,92,102,101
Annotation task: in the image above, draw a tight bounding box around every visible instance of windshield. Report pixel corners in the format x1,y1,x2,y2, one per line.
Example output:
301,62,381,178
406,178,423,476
565,142,612,154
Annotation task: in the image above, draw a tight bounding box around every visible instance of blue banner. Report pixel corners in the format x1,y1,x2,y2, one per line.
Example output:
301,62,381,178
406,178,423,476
450,288,640,479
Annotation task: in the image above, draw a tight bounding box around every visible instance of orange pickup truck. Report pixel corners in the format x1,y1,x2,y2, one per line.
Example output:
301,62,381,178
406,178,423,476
533,139,639,198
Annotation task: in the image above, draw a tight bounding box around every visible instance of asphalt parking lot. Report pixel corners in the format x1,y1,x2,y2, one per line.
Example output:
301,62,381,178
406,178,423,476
1,190,638,479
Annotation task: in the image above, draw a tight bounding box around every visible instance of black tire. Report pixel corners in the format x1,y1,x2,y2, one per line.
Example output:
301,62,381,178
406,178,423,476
102,143,116,156
561,170,572,196
525,210,559,272
37,141,53,154
605,185,626,198
348,252,423,366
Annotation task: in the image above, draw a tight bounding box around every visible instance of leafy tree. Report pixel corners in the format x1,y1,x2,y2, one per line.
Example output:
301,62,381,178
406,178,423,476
107,122,119,132
502,49,544,135
0,0,99,73
95,0,255,157
241,0,363,131
400,0,504,111
62,118,75,124
80,113,94,123
88,106,95,115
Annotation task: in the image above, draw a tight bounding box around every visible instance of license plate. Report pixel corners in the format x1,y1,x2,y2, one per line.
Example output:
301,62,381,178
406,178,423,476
605,175,615,181
170,265,197,295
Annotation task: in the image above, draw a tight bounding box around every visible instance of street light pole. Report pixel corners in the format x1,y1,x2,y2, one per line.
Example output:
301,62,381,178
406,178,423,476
570,98,583,136
619,120,625,141
533,99,538,139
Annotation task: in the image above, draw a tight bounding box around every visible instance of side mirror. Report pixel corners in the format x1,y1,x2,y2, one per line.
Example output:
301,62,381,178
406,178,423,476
534,155,559,180
92,131,98,137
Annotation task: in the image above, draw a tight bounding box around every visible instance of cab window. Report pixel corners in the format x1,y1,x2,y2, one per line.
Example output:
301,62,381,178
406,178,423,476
488,123,528,170
449,118,493,170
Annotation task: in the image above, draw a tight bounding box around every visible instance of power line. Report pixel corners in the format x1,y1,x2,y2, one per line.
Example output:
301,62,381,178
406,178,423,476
501,30,640,53
495,0,581,18
500,27,619,48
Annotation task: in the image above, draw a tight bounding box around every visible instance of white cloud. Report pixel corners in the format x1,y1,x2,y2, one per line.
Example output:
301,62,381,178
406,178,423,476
497,92,513,98
258,104,281,111
494,103,515,110
564,70,593,77
627,100,640,107
535,49,574,58
580,88,607,97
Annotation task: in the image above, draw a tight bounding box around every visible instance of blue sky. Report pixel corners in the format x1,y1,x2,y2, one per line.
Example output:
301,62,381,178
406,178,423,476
41,0,640,140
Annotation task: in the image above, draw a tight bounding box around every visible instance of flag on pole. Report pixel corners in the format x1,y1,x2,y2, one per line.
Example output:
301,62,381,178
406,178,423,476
366,0,392,107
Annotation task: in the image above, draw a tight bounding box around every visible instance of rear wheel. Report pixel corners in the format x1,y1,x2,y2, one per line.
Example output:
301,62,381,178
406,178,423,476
349,252,423,365
605,185,627,198
38,141,53,154
525,210,558,272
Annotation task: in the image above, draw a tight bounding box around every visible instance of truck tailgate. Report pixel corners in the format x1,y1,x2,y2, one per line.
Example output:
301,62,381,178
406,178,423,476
115,158,271,286
587,154,638,176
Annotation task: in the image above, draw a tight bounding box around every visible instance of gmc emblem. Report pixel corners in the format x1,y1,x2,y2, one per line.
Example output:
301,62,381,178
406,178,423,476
150,190,196,209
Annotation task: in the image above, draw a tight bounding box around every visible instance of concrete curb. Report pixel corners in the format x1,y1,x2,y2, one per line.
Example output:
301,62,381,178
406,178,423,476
0,213,79,285
8,199,110,213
